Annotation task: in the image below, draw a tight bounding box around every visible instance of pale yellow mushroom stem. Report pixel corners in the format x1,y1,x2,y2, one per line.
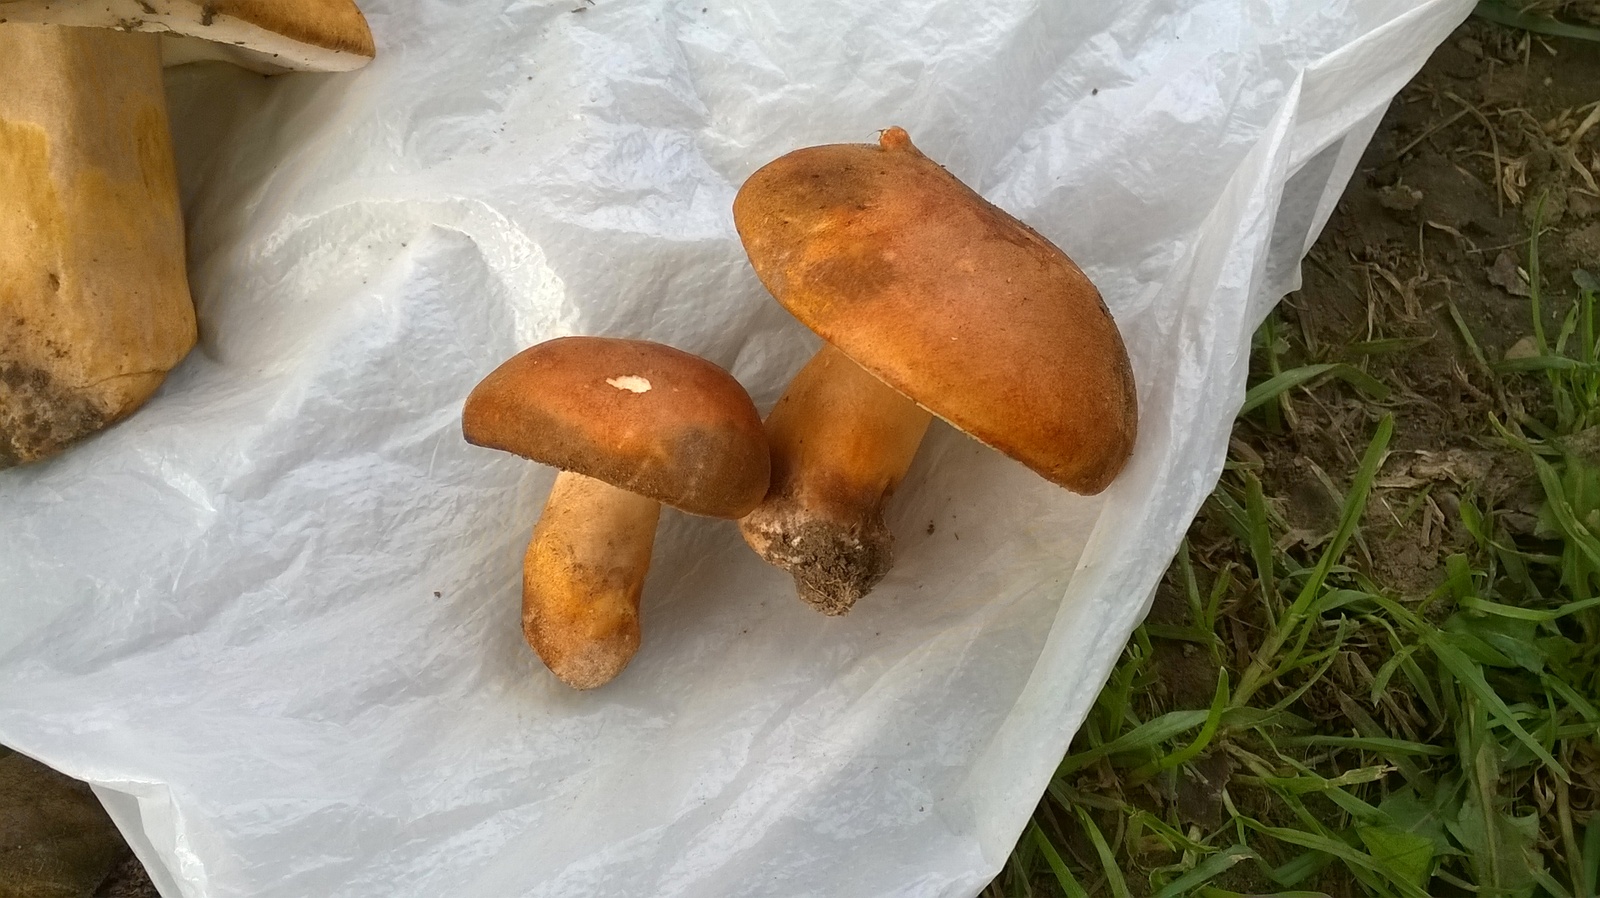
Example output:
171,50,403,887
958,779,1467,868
0,24,196,466
523,471,663,689
739,344,933,615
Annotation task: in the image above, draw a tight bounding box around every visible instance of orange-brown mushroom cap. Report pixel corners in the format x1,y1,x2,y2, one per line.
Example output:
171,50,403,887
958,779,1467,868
462,337,771,519
733,127,1138,494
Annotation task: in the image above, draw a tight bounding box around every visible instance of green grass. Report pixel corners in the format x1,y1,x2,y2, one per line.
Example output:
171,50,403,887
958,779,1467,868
989,221,1600,896
1473,1,1600,41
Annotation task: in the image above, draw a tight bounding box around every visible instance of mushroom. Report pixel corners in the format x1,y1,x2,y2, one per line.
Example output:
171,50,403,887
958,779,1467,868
462,337,771,690
733,127,1138,615
0,1,375,467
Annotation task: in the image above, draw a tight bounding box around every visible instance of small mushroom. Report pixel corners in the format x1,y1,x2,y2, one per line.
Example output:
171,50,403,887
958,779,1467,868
463,337,771,690
0,1,375,467
733,127,1138,615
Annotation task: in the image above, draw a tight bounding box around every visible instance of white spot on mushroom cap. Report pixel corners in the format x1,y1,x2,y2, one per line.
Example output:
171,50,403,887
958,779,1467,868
605,375,652,393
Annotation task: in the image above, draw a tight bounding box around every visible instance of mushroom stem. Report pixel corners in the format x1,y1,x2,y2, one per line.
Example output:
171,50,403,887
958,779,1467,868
523,470,662,689
0,24,195,466
740,344,933,615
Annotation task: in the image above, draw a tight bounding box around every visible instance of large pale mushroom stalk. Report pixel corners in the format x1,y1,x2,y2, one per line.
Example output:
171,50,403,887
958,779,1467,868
0,25,196,466
739,344,933,615
523,471,663,690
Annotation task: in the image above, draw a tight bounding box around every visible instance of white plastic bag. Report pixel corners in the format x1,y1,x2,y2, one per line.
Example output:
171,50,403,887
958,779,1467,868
0,1,1474,895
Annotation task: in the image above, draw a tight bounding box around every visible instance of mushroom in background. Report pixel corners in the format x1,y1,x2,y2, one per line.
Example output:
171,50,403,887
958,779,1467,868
462,337,771,690
0,0,376,468
734,126,1139,615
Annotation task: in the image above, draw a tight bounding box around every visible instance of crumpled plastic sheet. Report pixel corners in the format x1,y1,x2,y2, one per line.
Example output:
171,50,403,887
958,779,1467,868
0,1,1476,895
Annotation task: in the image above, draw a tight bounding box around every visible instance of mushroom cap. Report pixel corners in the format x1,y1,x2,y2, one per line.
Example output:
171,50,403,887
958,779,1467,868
733,127,1138,495
463,337,771,519
0,0,376,73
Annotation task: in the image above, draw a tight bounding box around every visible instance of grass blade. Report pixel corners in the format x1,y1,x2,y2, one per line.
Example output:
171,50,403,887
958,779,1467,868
1132,669,1229,780
1449,300,1492,372
1583,816,1600,898
1460,594,1600,622
1530,454,1600,571
1074,806,1132,898
1241,363,1390,414
1492,356,1600,374
1057,710,1210,775
1151,846,1257,898
1029,822,1089,898
1234,415,1393,706
1430,635,1567,778
1473,0,1600,41
1244,474,1278,621
1276,734,1452,757
1241,819,1434,898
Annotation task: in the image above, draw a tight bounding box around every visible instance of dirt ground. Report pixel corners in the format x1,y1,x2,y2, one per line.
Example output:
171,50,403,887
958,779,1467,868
3,12,1598,898
0,747,154,898
1131,13,1600,897
1241,17,1600,596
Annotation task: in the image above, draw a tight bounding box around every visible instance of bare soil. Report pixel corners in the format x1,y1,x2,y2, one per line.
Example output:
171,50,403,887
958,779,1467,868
1248,18,1600,594
0,747,155,898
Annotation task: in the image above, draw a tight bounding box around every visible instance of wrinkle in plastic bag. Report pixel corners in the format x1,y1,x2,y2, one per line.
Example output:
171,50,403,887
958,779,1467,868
0,1,1474,895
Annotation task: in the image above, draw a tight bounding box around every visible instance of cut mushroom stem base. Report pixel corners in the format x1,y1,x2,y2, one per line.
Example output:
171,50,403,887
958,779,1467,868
740,344,933,615
0,24,195,466
523,471,662,689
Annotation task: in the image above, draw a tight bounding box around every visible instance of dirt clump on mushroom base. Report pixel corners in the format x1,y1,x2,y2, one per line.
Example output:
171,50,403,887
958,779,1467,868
734,126,1138,614
0,1,376,467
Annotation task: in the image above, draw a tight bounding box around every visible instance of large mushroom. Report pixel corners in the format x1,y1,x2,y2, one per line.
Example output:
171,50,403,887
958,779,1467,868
463,337,771,690
0,1,375,467
734,127,1138,615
